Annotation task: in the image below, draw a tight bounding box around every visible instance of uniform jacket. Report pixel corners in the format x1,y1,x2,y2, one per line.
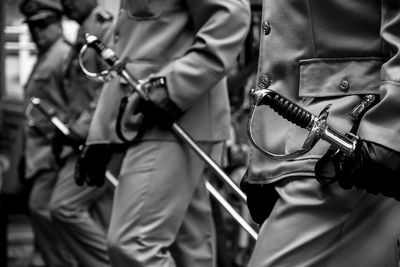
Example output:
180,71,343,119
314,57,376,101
248,0,400,184
64,6,113,138
24,38,70,179
87,0,251,144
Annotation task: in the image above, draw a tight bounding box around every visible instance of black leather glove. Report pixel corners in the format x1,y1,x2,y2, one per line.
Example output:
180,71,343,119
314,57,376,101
134,76,183,129
74,144,112,187
315,140,400,200
240,169,279,225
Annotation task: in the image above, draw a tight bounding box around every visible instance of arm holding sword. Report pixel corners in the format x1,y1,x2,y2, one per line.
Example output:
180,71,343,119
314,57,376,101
77,0,252,266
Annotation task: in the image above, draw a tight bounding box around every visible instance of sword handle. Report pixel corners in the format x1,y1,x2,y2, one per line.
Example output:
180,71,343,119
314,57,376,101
251,88,315,130
82,34,147,98
30,97,71,136
249,88,358,158
83,34,119,66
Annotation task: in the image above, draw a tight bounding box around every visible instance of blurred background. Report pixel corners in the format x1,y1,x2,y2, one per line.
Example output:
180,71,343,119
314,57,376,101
0,1,262,266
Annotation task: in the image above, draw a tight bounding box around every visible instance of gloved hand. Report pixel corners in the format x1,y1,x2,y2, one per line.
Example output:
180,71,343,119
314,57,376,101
240,169,279,225
134,76,183,129
52,129,84,157
74,144,112,187
315,140,400,200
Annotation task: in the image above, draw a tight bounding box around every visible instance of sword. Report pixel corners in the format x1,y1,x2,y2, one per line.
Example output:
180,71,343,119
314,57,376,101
108,170,258,240
29,97,71,136
79,34,258,240
79,34,247,202
28,97,119,187
31,98,257,238
248,88,364,160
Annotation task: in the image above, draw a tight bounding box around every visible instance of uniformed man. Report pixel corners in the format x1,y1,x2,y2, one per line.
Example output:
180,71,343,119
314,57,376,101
242,0,400,266
19,0,77,266
75,0,251,266
47,0,115,266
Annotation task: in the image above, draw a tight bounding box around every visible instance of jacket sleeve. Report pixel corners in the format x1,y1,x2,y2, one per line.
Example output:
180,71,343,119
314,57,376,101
156,0,251,111
358,0,400,151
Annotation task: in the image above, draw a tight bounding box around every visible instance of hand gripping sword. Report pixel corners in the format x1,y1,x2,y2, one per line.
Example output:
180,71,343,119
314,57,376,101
79,34,258,240
27,97,119,187
248,88,360,160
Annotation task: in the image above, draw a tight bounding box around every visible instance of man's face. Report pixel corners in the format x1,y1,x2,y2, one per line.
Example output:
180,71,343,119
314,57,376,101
28,19,62,52
61,0,94,23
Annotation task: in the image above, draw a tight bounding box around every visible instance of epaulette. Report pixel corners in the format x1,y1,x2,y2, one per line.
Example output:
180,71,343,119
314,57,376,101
96,9,113,23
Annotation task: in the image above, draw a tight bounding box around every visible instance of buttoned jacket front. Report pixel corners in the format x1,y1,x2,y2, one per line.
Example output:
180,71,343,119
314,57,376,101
249,0,400,183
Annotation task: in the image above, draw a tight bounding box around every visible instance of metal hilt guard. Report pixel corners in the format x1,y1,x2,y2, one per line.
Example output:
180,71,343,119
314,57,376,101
80,34,149,100
248,88,358,160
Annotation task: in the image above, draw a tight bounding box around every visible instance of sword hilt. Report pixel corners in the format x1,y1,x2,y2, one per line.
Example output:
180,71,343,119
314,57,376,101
251,88,315,130
248,88,358,160
29,97,70,136
82,34,148,99
83,34,119,66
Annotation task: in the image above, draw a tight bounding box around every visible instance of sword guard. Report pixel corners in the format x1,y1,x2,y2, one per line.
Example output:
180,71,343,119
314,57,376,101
247,102,327,160
248,87,357,160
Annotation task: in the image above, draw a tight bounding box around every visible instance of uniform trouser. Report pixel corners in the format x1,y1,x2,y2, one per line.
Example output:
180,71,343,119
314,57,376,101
49,155,113,267
107,140,223,267
248,176,400,267
29,169,78,267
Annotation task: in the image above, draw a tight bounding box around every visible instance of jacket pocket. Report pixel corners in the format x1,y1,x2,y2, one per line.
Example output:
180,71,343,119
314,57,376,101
299,57,384,98
285,58,385,159
126,0,165,19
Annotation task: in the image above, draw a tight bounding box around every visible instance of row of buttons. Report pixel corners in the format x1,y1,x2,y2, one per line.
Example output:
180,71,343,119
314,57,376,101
259,20,271,89
259,75,350,92
258,20,351,92
262,20,271,35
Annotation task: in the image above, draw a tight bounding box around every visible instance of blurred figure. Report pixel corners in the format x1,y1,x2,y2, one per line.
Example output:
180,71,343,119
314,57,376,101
48,0,115,266
75,0,251,266
19,0,77,266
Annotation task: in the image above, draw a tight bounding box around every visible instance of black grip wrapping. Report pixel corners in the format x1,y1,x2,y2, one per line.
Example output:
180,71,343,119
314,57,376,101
260,90,313,129
87,38,119,67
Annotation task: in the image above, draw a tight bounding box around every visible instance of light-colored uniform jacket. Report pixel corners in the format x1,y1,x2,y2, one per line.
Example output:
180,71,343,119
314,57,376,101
87,0,251,144
24,38,70,179
248,0,400,184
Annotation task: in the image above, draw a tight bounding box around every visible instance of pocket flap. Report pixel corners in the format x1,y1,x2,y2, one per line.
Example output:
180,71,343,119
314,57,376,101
299,57,384,97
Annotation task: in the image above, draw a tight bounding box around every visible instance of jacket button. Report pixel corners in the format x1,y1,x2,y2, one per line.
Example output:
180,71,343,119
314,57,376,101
262,20,271,35
258,74,271,89
340,79,349,91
